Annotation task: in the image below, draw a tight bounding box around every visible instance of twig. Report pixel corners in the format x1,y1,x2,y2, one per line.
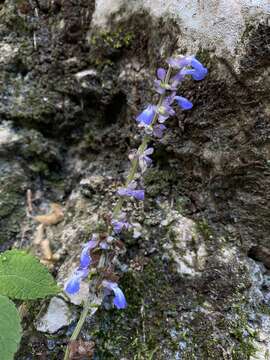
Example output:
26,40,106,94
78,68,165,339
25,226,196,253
26,189,33,214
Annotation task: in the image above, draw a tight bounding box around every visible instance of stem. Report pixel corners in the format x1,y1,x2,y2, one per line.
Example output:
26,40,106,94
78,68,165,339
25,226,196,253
64,65,173,360
64,299,91,360
113,65,172,218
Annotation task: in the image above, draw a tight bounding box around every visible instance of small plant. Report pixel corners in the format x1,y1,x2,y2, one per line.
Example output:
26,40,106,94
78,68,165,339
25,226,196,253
0,250,59,360
63,54,208,358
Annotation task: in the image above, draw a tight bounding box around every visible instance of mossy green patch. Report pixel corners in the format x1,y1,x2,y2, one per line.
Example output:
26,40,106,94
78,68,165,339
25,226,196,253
88,27,135,68
92,258,178,359
196,218,214,241
0,166,27,245
144,168,178,197
90,28,134,49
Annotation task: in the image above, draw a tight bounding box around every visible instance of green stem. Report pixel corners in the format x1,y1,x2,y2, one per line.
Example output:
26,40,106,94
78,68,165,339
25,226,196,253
64,299,91,360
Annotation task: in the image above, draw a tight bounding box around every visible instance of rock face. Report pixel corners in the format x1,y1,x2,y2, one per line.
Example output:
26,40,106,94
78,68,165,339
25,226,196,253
35,296,75,334
0,0,270,358
93,0,270,55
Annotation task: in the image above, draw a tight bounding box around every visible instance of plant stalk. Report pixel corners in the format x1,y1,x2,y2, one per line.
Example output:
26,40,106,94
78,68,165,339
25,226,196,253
64,65,172,360
113,66,172,218
63,299,91,360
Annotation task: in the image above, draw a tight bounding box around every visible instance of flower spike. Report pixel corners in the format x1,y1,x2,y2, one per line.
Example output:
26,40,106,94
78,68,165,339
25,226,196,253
64,54,208,353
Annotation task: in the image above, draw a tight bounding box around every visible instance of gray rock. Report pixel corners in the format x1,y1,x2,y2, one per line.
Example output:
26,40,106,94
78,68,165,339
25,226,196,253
35,297,75,334
93,0,270,54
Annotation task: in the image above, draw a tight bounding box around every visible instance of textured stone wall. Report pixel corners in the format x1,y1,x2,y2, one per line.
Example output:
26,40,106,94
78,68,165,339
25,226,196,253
0,0,269,358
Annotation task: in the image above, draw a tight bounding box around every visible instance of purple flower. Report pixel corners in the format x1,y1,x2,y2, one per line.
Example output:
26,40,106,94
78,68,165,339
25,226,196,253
139,147,154,173
136,105,156,126
118,188,144,201
170,71,185,89
174,96,193,110
118,182,144,201
157,67,166,81
167,56,192,69
153,124,166,138
167,55,208,81
99,239,111,249
65,234,99,295
111,213,131,234
157,93,176,123
154,68,166,94
65,268,89,295
180,68,207,81
189,57,208,80
102,280,127,309
80,234,98,269
154,67,180,94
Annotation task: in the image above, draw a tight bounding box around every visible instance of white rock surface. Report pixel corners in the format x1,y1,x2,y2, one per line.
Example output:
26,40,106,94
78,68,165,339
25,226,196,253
162,211,207,276
0,43,18,64
92,0,270,54
0,121,20,147
35,297,75,334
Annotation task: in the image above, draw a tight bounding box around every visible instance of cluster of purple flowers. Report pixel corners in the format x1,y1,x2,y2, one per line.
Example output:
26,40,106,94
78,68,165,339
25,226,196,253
65,234,127,309
136,55,207,132
65,54,207,312
65,234,98,295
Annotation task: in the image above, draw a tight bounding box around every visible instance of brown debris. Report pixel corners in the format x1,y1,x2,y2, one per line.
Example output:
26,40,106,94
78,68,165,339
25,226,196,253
32,203,64,267
34,203,64,226
33,224,45,245
68,340,95,359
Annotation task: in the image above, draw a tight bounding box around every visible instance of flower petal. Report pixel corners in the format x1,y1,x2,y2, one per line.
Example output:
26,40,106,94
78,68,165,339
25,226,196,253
80,245,91,268
64,268,88,295
102,281,127,309
171,72,185,87
112,286,127,309
157,68,166,81
80,237,98,269
191,67,208,80
153,124,166,138
144,147,154,156
111,219,123,233
65,277,81,294
136,105,156,125
132,190,145,201
117,188,129,197
154,80,165,94
158,114,169,123
175,96,193,110
167,56,191,69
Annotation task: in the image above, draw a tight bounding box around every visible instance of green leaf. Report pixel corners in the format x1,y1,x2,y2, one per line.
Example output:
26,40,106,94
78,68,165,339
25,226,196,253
0,250,59,300
0,295,22,360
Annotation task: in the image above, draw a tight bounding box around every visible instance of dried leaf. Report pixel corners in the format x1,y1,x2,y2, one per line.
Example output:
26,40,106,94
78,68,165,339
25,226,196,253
34,203,64,226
